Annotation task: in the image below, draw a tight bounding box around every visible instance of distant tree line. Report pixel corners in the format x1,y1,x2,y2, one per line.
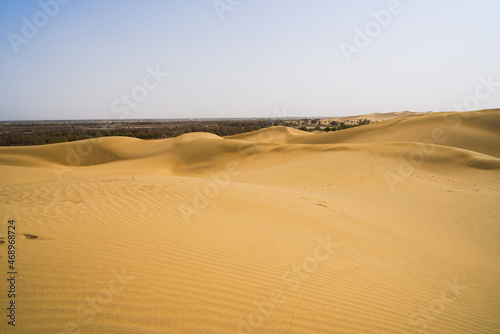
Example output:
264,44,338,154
299,119,370,132
0,118,371,146
0,119,295,146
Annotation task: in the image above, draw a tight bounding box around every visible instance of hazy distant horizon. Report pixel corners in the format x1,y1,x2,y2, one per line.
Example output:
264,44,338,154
1,1,499,121
1,109,479,123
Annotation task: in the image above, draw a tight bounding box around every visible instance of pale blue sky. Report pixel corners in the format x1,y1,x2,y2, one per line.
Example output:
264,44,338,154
0,0,499,120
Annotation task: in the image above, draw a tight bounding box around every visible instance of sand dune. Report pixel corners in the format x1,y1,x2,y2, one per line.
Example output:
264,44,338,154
226,126,314,144
1,109,499,333
320,110,432,125
299,109,500,159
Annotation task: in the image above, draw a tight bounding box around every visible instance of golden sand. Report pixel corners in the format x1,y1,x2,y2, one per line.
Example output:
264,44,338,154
0,109,499,333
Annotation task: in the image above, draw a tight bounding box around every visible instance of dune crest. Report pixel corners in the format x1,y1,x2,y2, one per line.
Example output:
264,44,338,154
225,125,313,144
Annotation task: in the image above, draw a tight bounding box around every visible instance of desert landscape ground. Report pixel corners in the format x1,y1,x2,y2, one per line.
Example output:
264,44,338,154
0,109,499,333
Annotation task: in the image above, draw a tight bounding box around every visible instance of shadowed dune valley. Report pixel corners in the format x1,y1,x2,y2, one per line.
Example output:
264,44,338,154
0,109,499,333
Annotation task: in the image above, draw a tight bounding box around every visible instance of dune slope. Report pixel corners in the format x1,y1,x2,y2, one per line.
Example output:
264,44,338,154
0,109,499,333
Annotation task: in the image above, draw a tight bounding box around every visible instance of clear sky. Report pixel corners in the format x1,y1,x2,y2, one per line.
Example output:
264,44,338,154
0,0,499,120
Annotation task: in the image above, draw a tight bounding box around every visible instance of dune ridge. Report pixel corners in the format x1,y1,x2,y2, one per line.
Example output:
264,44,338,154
0,109,499,333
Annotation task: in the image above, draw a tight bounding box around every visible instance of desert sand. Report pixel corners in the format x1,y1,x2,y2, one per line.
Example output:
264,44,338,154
0,109,499,333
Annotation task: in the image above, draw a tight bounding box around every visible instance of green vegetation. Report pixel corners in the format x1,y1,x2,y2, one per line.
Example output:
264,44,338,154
298,119,371,132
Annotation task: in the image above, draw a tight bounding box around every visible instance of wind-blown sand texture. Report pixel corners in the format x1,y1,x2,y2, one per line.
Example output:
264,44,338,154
1,109,499,333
